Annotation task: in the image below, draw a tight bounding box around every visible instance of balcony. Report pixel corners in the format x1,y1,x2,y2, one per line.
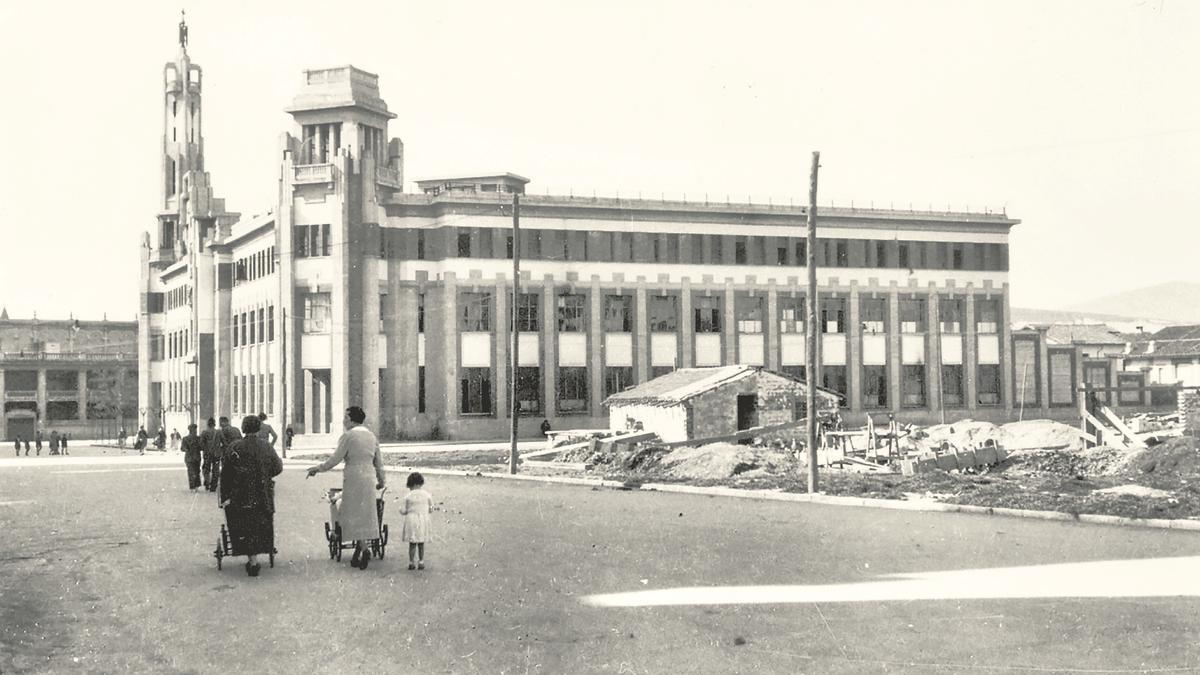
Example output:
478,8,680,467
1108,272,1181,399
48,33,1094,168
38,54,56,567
376,166,402,189
0,351,133,363
294,164,335,185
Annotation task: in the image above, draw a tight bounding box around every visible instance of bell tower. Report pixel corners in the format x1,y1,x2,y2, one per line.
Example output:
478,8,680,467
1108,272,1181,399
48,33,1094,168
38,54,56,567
163,11,203,208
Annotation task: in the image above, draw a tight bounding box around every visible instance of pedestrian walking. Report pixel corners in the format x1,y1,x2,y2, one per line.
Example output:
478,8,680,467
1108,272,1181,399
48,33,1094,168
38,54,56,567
118,427,127,450
219,415,283,577
306,406,386,570
155,428,167,451
181,423,204,491
200,418,220,491
135,426,148,454
49,430,60,456
23,440,30,456
256,412,278,450
170,429,182,452
13,437,20,457
400,472,433,571
35,430,42,456
283,427,294,459
61,433,68,456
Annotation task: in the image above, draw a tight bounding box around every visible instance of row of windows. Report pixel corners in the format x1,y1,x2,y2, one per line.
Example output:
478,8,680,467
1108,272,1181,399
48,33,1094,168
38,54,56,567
231,373,274,418
390,227,1009,272
164,377,196,412
233,306,275,347
149,329,190,362
235,246,276,285
166,285,193,310
451,292,1001,336
295,224,332,258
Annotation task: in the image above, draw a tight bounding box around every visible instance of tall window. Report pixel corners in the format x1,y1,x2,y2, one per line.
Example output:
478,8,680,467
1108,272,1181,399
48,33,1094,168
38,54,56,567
976,298,1000,334
863,365,888,408
693,296,721,333
940,298,963,333
978,364,1001,405
736,297,763,334
457,232,472,258
241,311,249,345
649,295,677,332
557,367,588,414
942,365,964,406
900,299,926,333
515,293,540,332
822,297,846,334
460,368,492,415
557,294,585,332
735,241,747,265
605,366,634,398
268,306,275,341
795,240,807,265
459,293,492,332
515,367,541,414
257,308,265,344
416,231,426,260
875,241,889,268
294,224,331,257
303,293,332,333
418,366,426,413
902,365,926,407
604,295,632,332
861,298,886,334
835,241,849,267
779,296,805,333
898,243,910,269
822,366,847,401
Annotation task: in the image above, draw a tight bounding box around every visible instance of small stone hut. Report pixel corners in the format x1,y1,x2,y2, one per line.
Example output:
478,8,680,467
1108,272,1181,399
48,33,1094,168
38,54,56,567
604,365,842,444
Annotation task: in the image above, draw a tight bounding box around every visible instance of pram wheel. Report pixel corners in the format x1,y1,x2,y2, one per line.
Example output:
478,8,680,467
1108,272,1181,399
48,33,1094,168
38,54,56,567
378,524,388,559
333,524,343,562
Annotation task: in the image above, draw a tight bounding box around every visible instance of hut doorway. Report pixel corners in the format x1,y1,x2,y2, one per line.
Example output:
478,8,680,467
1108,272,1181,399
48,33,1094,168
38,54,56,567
736,394,757,443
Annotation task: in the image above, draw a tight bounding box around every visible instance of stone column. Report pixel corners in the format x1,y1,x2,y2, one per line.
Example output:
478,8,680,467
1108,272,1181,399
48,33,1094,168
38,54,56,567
964,290,978,411
680,280,694,368
926,290,942,412
361,257,381,430
303,368,314,435
589,279,604,418
0,368,6,441
36,369,47,431
393,282,418,428
542,277,557,420
888,284,902,414
634,286,649,383
723,281,736,365
78,370,88,421
766,285,780,371
847,285,861,413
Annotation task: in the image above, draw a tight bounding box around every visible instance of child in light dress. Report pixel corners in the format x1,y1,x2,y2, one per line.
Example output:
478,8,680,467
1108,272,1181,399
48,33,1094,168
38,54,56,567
400,472,432,570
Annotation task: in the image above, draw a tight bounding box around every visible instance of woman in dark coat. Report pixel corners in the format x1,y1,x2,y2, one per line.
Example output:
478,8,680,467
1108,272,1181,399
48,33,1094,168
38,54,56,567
219,415,283,576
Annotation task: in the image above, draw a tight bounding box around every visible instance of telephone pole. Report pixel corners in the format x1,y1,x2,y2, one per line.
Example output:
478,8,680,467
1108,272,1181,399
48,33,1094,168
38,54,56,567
509,193,521,474
805,151,821,494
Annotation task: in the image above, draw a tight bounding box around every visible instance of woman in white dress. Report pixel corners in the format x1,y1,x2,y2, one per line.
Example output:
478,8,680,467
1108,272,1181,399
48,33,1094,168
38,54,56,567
307,406,386,569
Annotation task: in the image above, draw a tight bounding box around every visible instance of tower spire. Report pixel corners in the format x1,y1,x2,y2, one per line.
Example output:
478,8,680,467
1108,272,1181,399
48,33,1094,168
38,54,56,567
178,9,188,51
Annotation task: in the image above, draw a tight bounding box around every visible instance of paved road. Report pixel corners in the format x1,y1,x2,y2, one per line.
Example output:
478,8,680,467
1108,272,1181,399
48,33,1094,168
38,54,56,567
2,449,1199,674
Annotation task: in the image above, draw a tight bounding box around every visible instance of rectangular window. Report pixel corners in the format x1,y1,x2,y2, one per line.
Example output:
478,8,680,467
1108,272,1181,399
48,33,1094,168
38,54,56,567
835,241,849,267
556,294,586,332
976,298,1000,334
268,306,275,342
822,365,848,401
1013,338,1040,407
861,298,886,334
303,293,332,333
779,296,805,333
795,240,807,266
232,373,239,412
267,374,274,415
241,311,249,345
604,295,633,332
460,368,492,415
875,241,888,268
605,366,634,398
863,365,888,408
736,296,763,334
653,238,662,263
232,315,239,348
321,223,331,256
515,293,540,332
515,367,541,414
459,292,492,332
418,293,425,333
693,296,721,333
506,235,514,259
417,231,426,260
556,367,588,414
379,293,387,332
651,365,674,379
457,232,472,258
257,308,265,344
900,299,926,333
1049,350,1074,406
821,297,846,334
978,364,1001,405
777,247,788,266
942,364,964,406
898,243,910,269
951,244,964,270
418,366,426,413
735,241,747,265
940,298,963,333
649,296,678,332
902,365,926,407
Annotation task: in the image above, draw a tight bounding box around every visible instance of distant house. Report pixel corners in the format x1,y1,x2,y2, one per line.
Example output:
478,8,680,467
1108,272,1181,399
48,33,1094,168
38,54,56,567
1043,324,1127,358
1124,324,1200,387
603,365,842,444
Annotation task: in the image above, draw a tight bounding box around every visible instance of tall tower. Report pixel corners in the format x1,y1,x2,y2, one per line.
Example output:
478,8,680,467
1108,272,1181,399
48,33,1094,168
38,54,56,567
158,11,204,256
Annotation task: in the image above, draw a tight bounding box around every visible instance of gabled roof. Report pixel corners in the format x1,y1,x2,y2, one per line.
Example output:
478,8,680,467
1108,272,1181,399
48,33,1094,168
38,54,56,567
604,365,841,407
1043,323,1125,346
1152,324,1200,341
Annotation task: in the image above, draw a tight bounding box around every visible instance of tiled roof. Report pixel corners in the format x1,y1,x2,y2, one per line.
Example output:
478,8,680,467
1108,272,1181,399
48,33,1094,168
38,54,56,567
1043,324,1125,346
1127,338,1200,358
604,365,840,406
1152,324,1200,341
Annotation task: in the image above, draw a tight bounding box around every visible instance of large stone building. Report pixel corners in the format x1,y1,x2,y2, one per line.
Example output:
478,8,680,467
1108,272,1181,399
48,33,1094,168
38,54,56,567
0,310,138,441
139,22,1022,442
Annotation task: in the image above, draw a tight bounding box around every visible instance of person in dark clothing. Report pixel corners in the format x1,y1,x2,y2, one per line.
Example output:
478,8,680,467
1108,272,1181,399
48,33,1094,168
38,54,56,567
49,431,60,456
211,416,243,492
24,440,30,456
13,437,20,457
200,418,220,491
136,427,148,455
219,415,283,577
35,430,42,456
283,427,294,459
181,423,204,491
155,428,167,451
61,433,68,456
540,419,552,437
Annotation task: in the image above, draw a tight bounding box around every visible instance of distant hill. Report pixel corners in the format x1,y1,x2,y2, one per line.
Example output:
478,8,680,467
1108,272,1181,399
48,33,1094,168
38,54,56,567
1066,282,1200,325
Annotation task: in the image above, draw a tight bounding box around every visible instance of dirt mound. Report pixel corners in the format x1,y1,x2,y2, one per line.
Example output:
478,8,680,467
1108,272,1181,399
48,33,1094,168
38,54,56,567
905,419,1084,455
1129,436,1200,476
659,443,794,481
1001,420,1084,453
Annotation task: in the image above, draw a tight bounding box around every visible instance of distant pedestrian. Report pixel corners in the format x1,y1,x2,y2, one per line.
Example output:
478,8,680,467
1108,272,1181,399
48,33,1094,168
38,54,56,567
135,426,148,454
283,427,294,459
540,419,552,437
61,433,68,456
155,428,167,451
35,430,42,456
181,423,204,491
170,429,181,452
118,427,127,450
24,440,30,456
400,472,433,571
49,431,60,456
13,437,20,457
200,418,220,491
256,412,278,450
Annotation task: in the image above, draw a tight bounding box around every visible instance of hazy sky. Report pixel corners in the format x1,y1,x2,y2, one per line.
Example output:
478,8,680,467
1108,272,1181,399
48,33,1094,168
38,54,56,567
1,0,1197,321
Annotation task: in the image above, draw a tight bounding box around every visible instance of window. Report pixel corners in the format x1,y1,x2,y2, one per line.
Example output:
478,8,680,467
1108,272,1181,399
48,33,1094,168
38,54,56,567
515,293,540,332
976,298,1000,334
736,297,763,334
556,294,585,332
506,235,514,259
458,232,472,258
902,365,926,407
795,240,807,265
861,298,886,334
781,365,806,382
735,241,747,265
898,243,910,269
900,299,926,333
379,293,387,332
822,366,847,401
942,365,964,406
777,247,788,266
257,308,265,344
232,373,238,412
1049,350,1074,406
418,366,426,413
605,366,634,398
556,367,588,414
649,296,677,332
693,296,721,333
294,224,331,257
651,365,674,379
241,311,248,345
303,293,332,333
779,296,805,333
1014,338,1039,407
835,241,849,267
863,365,888,408
515,367,541,414
268,306,275,341
951,244,964,270
978,364,1001,405
940,298,963,333
418,293,425,333
267,374,274,415
875,241,889,268
460,368,492,415
459,293,492,332
604,295,632,332
232,316,239,347
653,238,662,263
417,231,426,260
822,298,845,334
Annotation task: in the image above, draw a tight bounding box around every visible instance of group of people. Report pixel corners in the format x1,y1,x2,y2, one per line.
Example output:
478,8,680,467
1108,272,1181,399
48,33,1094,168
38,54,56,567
12,429,70,456
178,406,431,577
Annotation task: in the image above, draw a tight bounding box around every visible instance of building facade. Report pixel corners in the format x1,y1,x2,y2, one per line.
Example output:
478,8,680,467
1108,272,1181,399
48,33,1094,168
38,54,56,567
0,312,137,441
140,24,1022,441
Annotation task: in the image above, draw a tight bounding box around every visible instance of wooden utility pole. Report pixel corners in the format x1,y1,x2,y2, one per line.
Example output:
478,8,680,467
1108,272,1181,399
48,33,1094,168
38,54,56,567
805,151,821,494
509,193,521,474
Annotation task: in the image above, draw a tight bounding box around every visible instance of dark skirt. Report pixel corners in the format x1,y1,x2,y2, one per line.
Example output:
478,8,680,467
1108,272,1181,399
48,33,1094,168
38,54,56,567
225,506,274,556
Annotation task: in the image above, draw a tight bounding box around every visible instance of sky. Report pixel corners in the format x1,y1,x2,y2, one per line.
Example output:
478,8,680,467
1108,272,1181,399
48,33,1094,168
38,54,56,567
1,0,1197,321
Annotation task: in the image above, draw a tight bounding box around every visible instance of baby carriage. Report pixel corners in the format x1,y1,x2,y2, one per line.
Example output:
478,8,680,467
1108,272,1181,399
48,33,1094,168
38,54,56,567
323,486,389,561
213,508,277,571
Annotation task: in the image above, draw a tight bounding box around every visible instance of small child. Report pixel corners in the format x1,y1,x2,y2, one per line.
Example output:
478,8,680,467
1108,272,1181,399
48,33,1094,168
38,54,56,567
400,472,432,570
